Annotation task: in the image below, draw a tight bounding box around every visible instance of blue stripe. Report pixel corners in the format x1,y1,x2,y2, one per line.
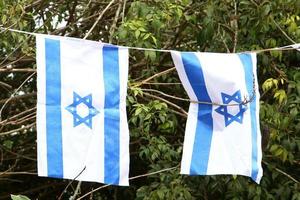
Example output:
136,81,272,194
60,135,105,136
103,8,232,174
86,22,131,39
103,46,120,184
181,52,214,174
238,53,258,181
45,38,63,178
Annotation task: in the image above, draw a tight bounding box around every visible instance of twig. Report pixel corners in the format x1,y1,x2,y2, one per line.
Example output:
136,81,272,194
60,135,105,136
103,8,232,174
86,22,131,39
0,122,35,136
0,92,36,105
0,177,23,183
140,95,187,118
121,0,127,22
11,114,36,126
79,184,111,200
69,181,82,200
0,68,36,72
0,54,27,69
0,161,18,176
10,111,36,124
133,67,176,87
272,18,297,44
58,167,86,200
0,171,36,176
0,144,36,161
263,161,299,183
245,46,300,53
168,109,188,118
84,0,116,39
24,0,43,10
0,50,28,68
249,0,258,6
77,166,178,200
232,0,238,53
0,81,12,90
0,22,17,34
140,88,190,102
0,106,36,125
143,92,188,116
109,0,122,43
129,166,178,180
0,72,36,121
81,0,93,15
218,23,230,53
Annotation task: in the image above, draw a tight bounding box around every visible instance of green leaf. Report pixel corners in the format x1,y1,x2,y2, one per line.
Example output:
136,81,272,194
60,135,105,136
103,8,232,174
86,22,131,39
143,33,151,40
144,113,152,120
135,29,140,39
11,195,31,200
127,95,135,104
3,140,13,149
274,148,283,156
262,78,278,92
2,14,7,24
151,36,157,46
270,144,278,152
157,190,164,199
148,51,156,62
273,89,287,104
118,29,127,39
135,107,143,116
145,50,157,62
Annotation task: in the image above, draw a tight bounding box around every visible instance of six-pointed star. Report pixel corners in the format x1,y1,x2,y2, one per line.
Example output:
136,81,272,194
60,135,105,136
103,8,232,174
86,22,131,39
65,92,100,129
215,90,247,127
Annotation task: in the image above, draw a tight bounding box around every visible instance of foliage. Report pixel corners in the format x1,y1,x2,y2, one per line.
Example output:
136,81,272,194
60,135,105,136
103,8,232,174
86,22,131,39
0,0,299,199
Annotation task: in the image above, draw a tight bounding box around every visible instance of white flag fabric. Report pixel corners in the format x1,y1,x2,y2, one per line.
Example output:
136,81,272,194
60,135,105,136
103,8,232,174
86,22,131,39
171,51,263,183
36,34,129,185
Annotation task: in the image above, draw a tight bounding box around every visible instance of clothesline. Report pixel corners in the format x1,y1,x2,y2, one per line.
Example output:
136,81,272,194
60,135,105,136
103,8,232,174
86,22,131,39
0,26,297,108
0,26,299,53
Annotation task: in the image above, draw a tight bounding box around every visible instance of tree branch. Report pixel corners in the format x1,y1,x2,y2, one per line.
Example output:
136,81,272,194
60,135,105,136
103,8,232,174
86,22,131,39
0,122,35,137
263,160,299,183
84,0,116,39
143,92,188,116
109,0,122,43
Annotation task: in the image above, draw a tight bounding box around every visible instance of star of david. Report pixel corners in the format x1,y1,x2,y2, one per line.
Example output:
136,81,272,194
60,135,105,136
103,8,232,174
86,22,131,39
215,90,247,127
65,92,100,129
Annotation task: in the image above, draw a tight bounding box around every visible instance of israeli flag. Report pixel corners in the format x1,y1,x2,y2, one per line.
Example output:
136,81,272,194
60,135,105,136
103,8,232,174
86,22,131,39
36,34,129,185
171,51,262,183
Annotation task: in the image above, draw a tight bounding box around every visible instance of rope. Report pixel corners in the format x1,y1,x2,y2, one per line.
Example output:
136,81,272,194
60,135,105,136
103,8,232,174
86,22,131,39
1,27,299,53
0,27,296,106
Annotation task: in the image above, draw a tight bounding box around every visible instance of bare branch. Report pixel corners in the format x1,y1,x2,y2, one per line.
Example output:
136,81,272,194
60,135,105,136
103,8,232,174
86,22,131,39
109,0,122,43
143,92,188,116
232,0,238,53
0,93,36,105
0,122,35,137
84,0,116,39
272,18,297,44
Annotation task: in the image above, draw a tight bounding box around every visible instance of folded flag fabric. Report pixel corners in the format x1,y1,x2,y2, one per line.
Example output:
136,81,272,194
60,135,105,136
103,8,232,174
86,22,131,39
36,34,130,185
171,51,263,183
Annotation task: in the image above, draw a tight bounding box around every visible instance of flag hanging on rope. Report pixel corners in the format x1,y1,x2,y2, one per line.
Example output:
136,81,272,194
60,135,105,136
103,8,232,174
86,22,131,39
36,34,130,185
171,51,263,183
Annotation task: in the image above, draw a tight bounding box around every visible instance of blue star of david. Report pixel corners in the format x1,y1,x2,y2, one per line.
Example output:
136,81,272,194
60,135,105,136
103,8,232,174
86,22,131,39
215,90,247,127
65,92,100,129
